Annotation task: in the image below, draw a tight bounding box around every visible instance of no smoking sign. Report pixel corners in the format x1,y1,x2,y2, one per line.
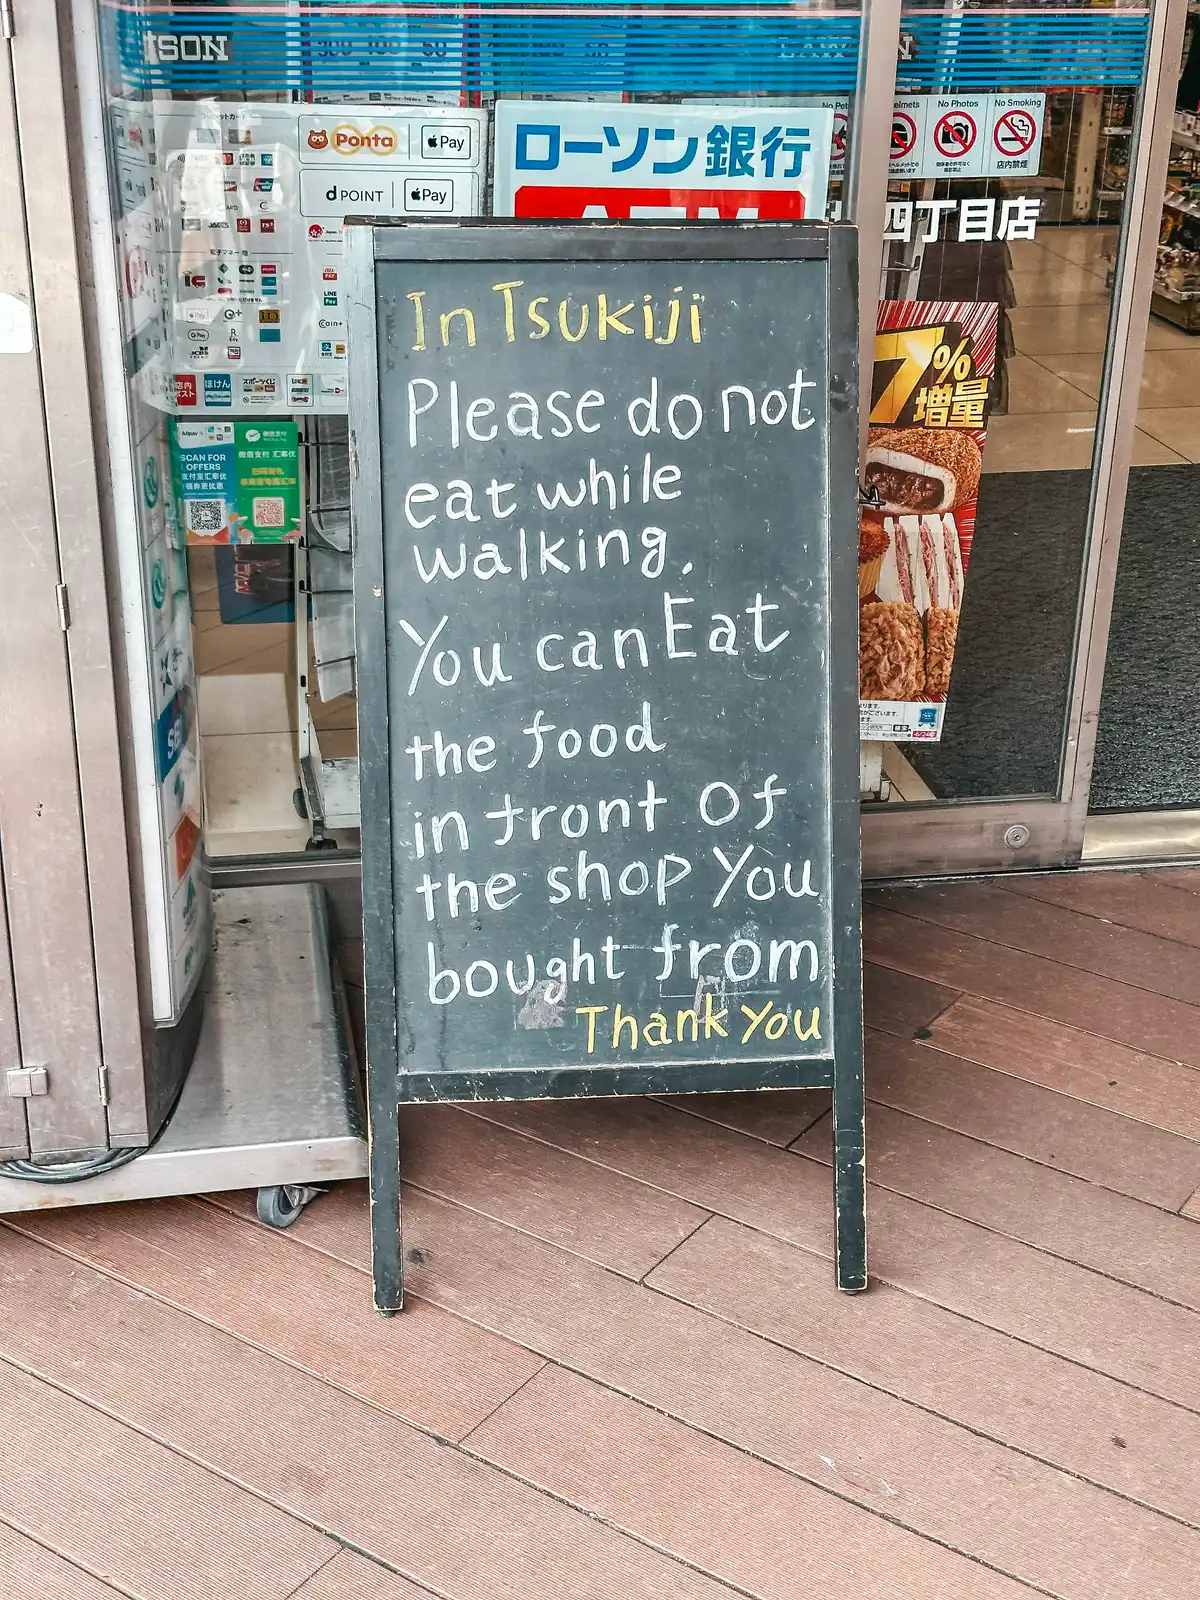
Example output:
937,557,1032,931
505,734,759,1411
994,110,1035,157
986,94,1045,175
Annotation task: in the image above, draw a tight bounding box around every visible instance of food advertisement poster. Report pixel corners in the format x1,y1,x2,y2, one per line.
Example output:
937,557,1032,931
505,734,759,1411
859,299,997,741
170,419,301,544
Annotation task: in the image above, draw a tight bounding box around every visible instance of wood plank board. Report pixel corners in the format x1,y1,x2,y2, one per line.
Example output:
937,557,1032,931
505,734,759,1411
792,1100,1200,1308
865,1030,1200,1211
923,996,1200,1141
869,883,1200,1006
395,1104,708,1278
435,1098,1200,1409
647,1218,1200,1532
276,1184,1200,1600
0,1229,738,1600
0,1358,333,1600
211,1176,1200,1526
0,1522,133,1600
1004,871,1200,946
292,1552,435,1600
864,904,1200,1069
467,1364,1038,1600
4,872,1198,1600
8,1196,542,1441
863,961,962,1036
653,1089,830,1147
1145,868,1200,895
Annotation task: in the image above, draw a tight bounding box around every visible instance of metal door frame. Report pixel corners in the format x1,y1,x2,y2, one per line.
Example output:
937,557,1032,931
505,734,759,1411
0,1,150,1152
859,0,1190,879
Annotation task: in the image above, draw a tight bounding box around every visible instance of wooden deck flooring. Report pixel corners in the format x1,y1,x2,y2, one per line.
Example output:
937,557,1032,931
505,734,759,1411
2,868,1199,1598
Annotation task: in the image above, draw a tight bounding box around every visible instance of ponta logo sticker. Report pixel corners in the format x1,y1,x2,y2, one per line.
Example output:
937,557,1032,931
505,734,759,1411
333,124,398,156
307,129,330,151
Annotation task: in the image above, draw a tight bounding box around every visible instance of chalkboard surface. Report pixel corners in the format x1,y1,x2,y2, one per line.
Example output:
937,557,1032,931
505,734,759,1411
348,223,864,1306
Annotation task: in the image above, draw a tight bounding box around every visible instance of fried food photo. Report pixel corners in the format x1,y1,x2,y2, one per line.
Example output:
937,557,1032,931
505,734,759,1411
924,606,959,698
859,515,890,562
859,601,925,700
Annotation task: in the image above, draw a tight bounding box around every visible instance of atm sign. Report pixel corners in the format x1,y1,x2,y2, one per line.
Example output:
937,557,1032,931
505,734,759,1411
513,187,809,221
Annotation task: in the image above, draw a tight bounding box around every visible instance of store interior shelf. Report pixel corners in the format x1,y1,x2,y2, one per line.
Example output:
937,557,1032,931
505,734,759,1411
1153,278,1200,303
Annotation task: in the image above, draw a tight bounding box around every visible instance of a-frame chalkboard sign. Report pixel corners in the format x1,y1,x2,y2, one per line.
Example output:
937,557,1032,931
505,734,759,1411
346,222,865,1312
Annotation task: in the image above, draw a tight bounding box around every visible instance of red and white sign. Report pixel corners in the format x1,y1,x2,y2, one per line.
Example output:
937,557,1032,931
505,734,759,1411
923,96,988,178
889,97,927,180
985,94,1045,177
511,185,808,221
493,101,832,222
815,95,850,180
933,110,977,160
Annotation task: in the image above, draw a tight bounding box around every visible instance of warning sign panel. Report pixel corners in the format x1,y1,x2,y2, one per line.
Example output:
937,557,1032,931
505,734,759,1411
924,96,988,178
831,107,849,172
889,97,926,180
809,96,850,179
985,94,1045,177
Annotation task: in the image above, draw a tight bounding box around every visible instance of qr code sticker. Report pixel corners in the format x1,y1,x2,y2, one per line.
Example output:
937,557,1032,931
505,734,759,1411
186,498,227,535
252,495,286,528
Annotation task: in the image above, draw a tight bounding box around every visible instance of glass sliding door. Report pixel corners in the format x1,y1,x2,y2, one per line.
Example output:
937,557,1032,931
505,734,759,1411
1085,1,1200,861
860,0,1185,877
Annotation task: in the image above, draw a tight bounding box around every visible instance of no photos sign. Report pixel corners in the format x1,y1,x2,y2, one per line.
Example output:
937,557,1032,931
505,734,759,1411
923,95,988,177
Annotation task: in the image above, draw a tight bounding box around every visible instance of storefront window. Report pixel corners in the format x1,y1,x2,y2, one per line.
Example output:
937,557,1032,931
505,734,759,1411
94,0,865,882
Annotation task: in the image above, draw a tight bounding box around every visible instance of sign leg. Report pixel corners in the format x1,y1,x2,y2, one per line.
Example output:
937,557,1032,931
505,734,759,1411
368,1087,403,1315
832,1062,867,1292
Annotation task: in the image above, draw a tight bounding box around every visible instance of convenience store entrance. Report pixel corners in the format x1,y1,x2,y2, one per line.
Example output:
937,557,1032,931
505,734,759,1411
62,0,1200,914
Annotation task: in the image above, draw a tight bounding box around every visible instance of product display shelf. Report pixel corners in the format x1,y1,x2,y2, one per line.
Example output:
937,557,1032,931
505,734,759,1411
1151,115,1200,331
1150,282,1200,328
295,421,361,847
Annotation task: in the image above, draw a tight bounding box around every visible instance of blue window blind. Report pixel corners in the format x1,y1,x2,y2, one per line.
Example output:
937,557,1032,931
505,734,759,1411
900,8,1151,92
104,2,1149,99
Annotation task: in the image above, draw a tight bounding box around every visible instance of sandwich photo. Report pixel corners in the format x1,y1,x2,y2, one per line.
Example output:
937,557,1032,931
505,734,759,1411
864,426,982,515
860,511,965,701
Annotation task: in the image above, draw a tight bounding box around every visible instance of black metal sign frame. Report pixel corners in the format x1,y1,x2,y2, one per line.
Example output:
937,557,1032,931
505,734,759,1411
346,221,864,1311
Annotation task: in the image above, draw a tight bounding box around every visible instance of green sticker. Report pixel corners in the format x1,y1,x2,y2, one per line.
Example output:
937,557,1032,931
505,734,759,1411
151,559,166,609
143,454,159,509
234,421,301,544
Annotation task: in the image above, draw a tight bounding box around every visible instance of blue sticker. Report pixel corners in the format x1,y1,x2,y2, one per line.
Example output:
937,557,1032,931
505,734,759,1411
156,689,190,781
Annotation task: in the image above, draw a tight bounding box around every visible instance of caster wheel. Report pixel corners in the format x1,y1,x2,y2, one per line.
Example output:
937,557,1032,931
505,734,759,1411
256,1184,319,1229
292,787,308,821
305,835,338,852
